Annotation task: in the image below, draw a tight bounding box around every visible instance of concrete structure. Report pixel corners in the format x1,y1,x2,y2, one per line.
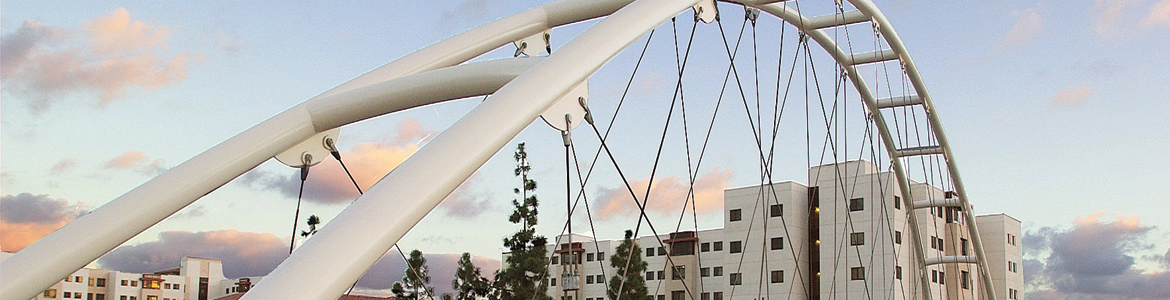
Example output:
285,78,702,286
524,161,1021,300
27,257,258,300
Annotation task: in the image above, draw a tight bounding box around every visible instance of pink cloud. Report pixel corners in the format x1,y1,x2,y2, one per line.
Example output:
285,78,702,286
593,168,732,220
0,193,88,252
1144,0,1170,26
50,159,78,176
103,150,167,175
0,8,200,113
1092,0,1141,38
995,9,1044,50
1051,85,1093,108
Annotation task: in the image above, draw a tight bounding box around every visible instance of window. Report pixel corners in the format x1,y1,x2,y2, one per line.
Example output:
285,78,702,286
713,292,723,300
657,295,665,300
657,270,665,280
896,266,902,279
701,242,710,252
939,238,944,252
164,283,171,289
121,280,128,286
729,273,742,285
701,293,710,300
587,276,594,284
894,196,901,209
552,256,559,264
646,247,655,257
131,281,137,287
770,270,784,283
65,292,72,298
932,270,938,283
961,238,970,255
587,253,595,261
96,278,106,287
700,267,710,277
729,241,742,254
850,267,865,280
729,209,742,222
713,267,723,276
895,231,902,244
770,204,782,217
672,266,685,280
173,284,180,290
45,289,58,298
147,296,158,300
596,275,604,284
599,252,605,260
121,296,128,300
75,276,83,283
931,236,937,249
65,276,72,282
658,247,666,256
850,232,865,246
939,271,945,285
551,278,557,286
849,198,864,211
672,291,686,300
647,272,655,280
713,242,723,251
961,271,970,289
95,294,105,300
771,237,784,250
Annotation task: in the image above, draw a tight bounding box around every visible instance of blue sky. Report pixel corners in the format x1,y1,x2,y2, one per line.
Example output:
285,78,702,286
3,0,1170,298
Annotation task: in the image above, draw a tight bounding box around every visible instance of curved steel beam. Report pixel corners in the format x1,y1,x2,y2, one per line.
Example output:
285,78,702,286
240,0,699,299
0,57,542,300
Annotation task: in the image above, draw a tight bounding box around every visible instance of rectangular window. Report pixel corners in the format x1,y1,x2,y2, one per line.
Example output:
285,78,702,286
671,291,685,300
729,209,742,222
647,272,655,280
939,239,944,252
896,231,902,244
939,271,945,285
850,232,865,246
656,270,664,280
701,242,710,252
65,292,72,298
75,276,82,283
596,275,604,284
729,273,742,285
931,236,937,249
587,276,594,284
713,292,723,300
657,295,665,300
770,204,782,217
771,237,784,250
89,277,95,286
45,289,58,298
121,280,128,286
672,266,685,280
121,296,128,300
713,242,723,251
96,278,106,287
701,293,709,300
658,247,666,256
552,256,559,264
599,252,605,260
95,294,105,300
961,271,970,289
850,267,865,280
164,283,170,289
587,253,594,261
894,196,901,209
713,267,723,276
131,281,137,287
932,270,938,283
961,238,970,256
770,270,784,283
896,266,902,279
147,296,157,300
849,198,864,211
700,267,710,277
551,278,557,287
646,247,655,257
729,241,742,254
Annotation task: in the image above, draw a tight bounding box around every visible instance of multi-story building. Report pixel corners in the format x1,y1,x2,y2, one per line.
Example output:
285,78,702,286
19,256,258,300
517,160,1021,300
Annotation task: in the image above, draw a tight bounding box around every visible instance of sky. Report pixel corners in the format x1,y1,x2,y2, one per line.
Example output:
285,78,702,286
2,0,1170,299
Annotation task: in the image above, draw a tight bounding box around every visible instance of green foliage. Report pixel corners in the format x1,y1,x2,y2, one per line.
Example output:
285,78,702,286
607,230,649,300
493,142,552,300
453,253,491,300
395,249,433,300
300,215,320,238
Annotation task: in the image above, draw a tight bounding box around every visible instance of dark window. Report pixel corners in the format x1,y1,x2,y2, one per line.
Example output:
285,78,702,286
894,196,901,209
657,295,665,300
713,242,723,251
96,278,106,287
701,293,710,300
961,238,970,256
896,266,902,279
771,237,784,250
672,291,685,300
939,271,945,285
599,252,605,260
850,232,865,246
701,242,710,252
658,247,666,256
931,236,937,249
851,267,865,280
657,271,665,280
961,271,970,289
672,266,685,280
713,292,723,300
199,277,209,300
551,278,557,286
587,253,594,261
700,267,710,277
647,272,655,280
646,247,655,257
729,209,742,222
895,231,902,244
729,273,742,285
729,241,742,253
587,275,594,284
770,270,784,283
849,198,864,211
671,241,695,256
552,256,559,264
770,204,782,217
596,275,604,284
713,267,723,276
932,270,938,283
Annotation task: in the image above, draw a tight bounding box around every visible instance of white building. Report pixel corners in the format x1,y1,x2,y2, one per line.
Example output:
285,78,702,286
24,256,258,300
517,160,1022,300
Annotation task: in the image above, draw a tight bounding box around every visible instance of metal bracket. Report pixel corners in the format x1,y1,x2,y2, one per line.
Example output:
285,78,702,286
693,0,717,24
745,7,760,25
275,128,341,167
540,80,588,131
513,30,551,57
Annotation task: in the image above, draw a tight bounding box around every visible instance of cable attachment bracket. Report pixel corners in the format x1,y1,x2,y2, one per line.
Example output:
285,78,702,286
561,115,572,147
276,128,341,168
540,80,589,132
514,30,551,57
693,0,717,24
745,7,760,25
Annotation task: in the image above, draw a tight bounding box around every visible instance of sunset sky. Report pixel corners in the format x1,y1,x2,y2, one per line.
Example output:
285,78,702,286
3,0,1169,298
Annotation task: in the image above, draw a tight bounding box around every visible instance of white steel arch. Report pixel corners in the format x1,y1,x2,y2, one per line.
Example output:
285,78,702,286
0,1,995,300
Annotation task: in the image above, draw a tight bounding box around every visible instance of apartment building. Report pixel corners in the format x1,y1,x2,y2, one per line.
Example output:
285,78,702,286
24,256,257,300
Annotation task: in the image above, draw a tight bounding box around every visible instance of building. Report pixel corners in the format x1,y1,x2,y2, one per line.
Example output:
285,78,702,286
515,160,1022,300
25,256,259,300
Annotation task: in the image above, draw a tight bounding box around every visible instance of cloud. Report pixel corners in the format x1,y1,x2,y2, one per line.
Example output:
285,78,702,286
1144,0,1170,26
1092,0,1140,38
592,167,732,220
1051,85,1092,108
438,0,507,32
1024,211,1170,299
0,8,200,113
239,119,442,204
103,150,167,175
435,175,496,218
50,159,78,175
995,9,1043,50
98,230,286,277
0,193,88,251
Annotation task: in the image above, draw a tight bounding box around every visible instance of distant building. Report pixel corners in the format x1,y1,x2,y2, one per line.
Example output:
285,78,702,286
25,256,257,300
511,160,1023,300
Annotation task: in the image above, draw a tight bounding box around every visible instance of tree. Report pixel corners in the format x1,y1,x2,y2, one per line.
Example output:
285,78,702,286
453,253,491,300
607,230,649,300
493,142,552,300
395,249,433,300
300,215,320,237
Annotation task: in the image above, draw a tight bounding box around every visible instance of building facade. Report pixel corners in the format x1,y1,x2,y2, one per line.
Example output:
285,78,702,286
520,160,1022,300
24,256,258,300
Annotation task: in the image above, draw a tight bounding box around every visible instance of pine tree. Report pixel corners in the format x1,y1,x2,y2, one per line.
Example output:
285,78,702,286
397,249,433,300
493,142,552,300
607,230,649,300
453,252,490,300
300,215,320,237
